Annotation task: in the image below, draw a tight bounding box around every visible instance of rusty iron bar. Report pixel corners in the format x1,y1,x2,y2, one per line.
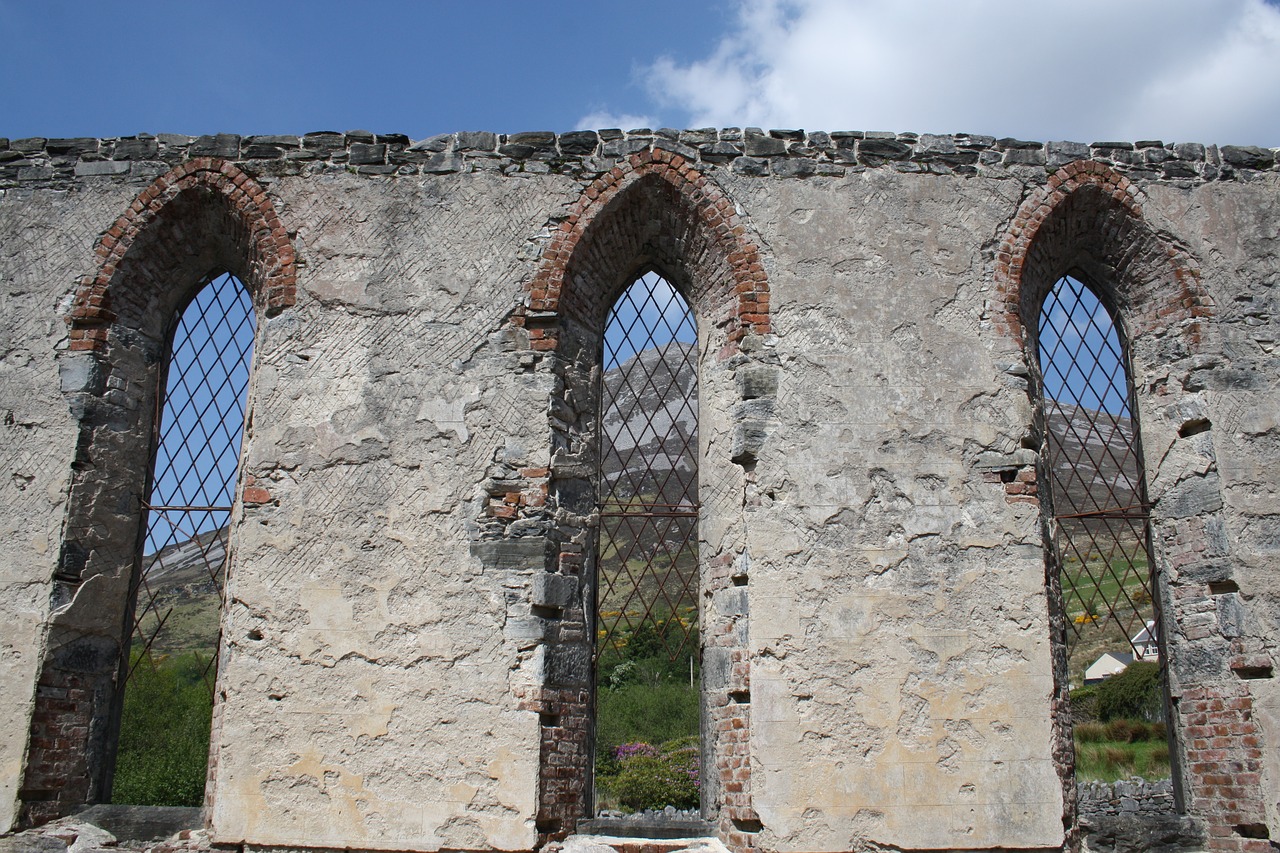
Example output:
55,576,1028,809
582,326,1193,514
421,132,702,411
1038,275,1161,660
125,273,255,700
1054,504,1150,521
596,272,700,664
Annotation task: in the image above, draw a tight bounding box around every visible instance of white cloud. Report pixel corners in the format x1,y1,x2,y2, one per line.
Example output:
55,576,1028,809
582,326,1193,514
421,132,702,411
633,0,1280,145
575,110,659,132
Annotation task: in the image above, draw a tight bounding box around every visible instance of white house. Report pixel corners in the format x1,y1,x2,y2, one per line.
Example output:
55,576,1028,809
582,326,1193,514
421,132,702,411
1084,621,1160,684
1085,651,1134,684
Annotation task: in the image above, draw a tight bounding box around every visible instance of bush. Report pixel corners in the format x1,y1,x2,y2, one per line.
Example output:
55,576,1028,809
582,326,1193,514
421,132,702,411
111,652,214,806
593,616,701,811
1070,685,1100,724
1097,661,1163,722
604,738,699,812
1107,718,1159,743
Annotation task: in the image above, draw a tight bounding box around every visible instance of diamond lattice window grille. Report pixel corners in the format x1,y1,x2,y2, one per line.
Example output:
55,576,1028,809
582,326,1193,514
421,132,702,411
1038,275,1159,658
597,272,699,663
126,272,256,695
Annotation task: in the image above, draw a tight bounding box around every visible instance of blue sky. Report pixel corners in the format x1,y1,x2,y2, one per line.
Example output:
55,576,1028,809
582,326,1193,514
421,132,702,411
0,0,729,140
4,0,1280,145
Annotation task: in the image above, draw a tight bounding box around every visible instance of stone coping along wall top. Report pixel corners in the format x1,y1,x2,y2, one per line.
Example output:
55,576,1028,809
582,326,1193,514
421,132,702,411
1,128,1277,188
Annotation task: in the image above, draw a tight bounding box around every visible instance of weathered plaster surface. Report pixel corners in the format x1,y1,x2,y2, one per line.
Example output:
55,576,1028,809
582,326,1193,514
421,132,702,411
729,171,1061,850
210,172,582,850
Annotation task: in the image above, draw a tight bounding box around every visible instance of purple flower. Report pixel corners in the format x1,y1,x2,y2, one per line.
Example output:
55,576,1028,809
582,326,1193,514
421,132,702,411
614,742,659,761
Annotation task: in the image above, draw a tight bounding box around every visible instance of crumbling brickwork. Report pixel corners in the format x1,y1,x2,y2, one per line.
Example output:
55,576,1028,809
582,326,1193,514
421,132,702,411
0,128,1277,853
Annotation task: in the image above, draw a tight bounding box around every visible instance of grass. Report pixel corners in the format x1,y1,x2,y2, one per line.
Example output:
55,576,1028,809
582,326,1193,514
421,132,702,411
1060,547,1151,626
135,596,223,655
1075,738,1170,782
594,611,701,812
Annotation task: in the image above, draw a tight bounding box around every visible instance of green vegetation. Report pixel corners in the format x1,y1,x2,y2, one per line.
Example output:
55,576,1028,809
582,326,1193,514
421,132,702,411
595,616,701,812
134,590,222,655
112,651,214,806
600,738,700,812
1069,664,1169,782
1074,719,1170,782
1059,545,1150,623
1096,660,1163,722
1059,543,1154,689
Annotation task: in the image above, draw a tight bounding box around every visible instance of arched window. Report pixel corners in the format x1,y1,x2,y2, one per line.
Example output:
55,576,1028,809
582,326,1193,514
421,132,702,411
1037,275,1168,766
110,272,255,805
594,271,701,813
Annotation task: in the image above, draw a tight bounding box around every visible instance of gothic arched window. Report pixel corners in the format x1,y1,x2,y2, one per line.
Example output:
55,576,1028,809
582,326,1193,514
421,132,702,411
1038,275,1164,709
111,272,255,805
594,271,701,811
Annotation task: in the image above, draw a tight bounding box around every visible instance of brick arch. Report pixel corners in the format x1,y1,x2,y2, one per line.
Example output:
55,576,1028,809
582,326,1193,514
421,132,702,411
994,161,1218,842
520,149,770,355
517,153,767,847
67,158,296,352
992,159,1211,353
20,160,296,826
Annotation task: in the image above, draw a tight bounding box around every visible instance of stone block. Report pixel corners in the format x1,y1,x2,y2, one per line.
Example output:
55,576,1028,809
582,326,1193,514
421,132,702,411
858,138,911,161
1222,145,1275,169
73,160,129,177
736,365,778,399
189,133,240,158
1004,147,1047,165
558,130,598,155
744,133,786,157
302,131,344,152
46,138,98,156
455,131,497,151
423,152,463,173
470,537,550,572
348,143,387,165
531,573,577,609
110,137,158,160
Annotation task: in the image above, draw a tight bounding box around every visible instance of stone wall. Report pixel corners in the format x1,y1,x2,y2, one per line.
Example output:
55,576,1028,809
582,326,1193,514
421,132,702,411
1,127,1277,853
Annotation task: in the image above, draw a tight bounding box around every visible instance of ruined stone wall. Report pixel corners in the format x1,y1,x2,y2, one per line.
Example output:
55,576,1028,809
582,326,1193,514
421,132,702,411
0,129,1277,853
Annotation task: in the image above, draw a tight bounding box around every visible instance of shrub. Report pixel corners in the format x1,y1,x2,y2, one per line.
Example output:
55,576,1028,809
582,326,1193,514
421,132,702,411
1097,661,1162,722
112,651,214,806
606,738,699,812
1105,719,1141,743
1070,685,1100,723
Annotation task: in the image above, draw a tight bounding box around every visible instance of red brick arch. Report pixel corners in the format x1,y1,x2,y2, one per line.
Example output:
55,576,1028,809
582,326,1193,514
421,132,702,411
67,158,297,352
21,159,297,827
992,159,1211,351
517,151,768,846
520,149,770,354
993,160,1238,845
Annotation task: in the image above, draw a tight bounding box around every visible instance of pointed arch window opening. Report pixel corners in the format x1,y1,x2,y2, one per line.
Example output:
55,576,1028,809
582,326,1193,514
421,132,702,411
112,271,255,805
593,271,702,813
1038,275,1161,672
597,271,700,664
